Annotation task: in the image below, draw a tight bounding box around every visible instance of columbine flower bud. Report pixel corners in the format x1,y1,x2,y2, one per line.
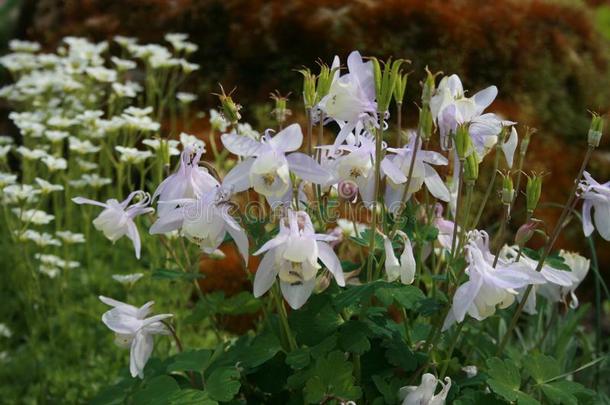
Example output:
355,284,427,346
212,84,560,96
464,153,479,183
526,174,542,214
316,62,336,102
270,91,292,127
501,174,514,205
393,72,409,105
215,84,241,124
588,113,605,148
372,57,404,113
421,67,437,106
298,68,317,109
515,220,540,246
418,106,433,141
455,124,472,160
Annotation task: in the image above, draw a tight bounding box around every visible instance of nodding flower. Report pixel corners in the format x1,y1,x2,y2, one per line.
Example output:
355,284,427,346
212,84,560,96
72,190,154,259
252,209,345,309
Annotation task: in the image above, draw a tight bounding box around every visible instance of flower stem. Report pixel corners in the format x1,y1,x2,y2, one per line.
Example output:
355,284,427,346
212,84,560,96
471,143,501,229
496,145,594,354
272,283,297,351
366,115,385,282
390,133,421,237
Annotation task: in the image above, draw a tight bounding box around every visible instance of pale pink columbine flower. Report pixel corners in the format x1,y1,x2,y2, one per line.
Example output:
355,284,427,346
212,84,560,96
222,123,331,205
252,210,345,309
399,373,452,405
443,231,546,330
580,171,610,241
318,51,377,148
500,245,581,315
150,186,249,264
153,146,218,216
433,204,458,250
99,296,172,378
72,191,153,259
382,133,451,213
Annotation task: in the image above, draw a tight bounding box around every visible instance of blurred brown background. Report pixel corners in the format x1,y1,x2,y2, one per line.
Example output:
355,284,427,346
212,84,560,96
2,0,610,298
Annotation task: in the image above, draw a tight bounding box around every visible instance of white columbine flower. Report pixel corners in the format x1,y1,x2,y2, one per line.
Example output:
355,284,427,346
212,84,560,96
209,109,229,132
443,231,546,330
382,133,451,213
399,374,452,405
580,171,610,241
150,187,249,264
318,51,377,148
72,191,154,259
152,147,218,216
99,296,172,378
252,210,345,309
222,124,331,204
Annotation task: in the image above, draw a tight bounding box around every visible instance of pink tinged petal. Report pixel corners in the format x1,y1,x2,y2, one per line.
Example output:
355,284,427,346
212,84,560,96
125,220,142,259
286,152,332,184
593,202,610,241
333,119,357,148
541,267,578,287
220,132,262,157
149,206,185,234
316,241,345,286
222,158,255,193
253,250,279,297
224,215,249,265
136,301,155,319
381,157,407,184
72,196,108,208
473,85,498,114
502,127,518,168
347,50,375,101
130,332,154,378
423,164,450,201
141,313,173,328
282,236,317,263
280,278,316,309
420,151,448,166
447,74,464,96
359,176,376,208
268,123,303,152
582,200,594,237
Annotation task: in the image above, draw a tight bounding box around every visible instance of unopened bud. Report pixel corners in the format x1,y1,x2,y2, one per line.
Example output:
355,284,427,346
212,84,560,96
588,113,605,148
298,69,317,109
455,124,472,160
526,174,542,214
215,84,241,124
502,175,514,205
515,220,540,246
270,91,291,125
464,153,479,183
418,106,433,141
421,67,437,106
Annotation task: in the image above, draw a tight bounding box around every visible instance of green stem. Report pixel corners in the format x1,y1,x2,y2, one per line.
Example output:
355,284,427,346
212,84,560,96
366,116,384,282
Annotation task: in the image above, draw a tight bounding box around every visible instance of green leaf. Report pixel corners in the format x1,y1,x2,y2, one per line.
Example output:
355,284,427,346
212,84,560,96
206,367,241,402
523,353,560,384
133,376,180,405
540,380,594,405
303,351,362,404
350,229,384,251
290,295,342,346
339,320,371,354
167,350,212,373
382,338,418,372
151,268,204,281
169,389,218,405
185,291,262,323
485,357,522,401
240,331,282,368
286,348,311,370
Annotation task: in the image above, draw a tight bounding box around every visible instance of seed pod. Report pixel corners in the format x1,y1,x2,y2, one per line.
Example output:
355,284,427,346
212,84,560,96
526,174,542,214
455,124,472,160
588,113,605,148
297,68,317,109
464,153,479,183
501,174,514,205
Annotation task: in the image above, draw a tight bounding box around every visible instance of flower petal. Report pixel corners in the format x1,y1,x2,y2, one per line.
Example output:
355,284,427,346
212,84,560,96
268,123,303,152
316,241,345,286
253,250,278,297
286,152,332,184
280,278,316,309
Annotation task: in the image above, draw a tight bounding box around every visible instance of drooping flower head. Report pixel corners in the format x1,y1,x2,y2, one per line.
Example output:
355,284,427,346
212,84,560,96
72,191,153,259
99,296,172,378
252,209,345,309
579,171,610,241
